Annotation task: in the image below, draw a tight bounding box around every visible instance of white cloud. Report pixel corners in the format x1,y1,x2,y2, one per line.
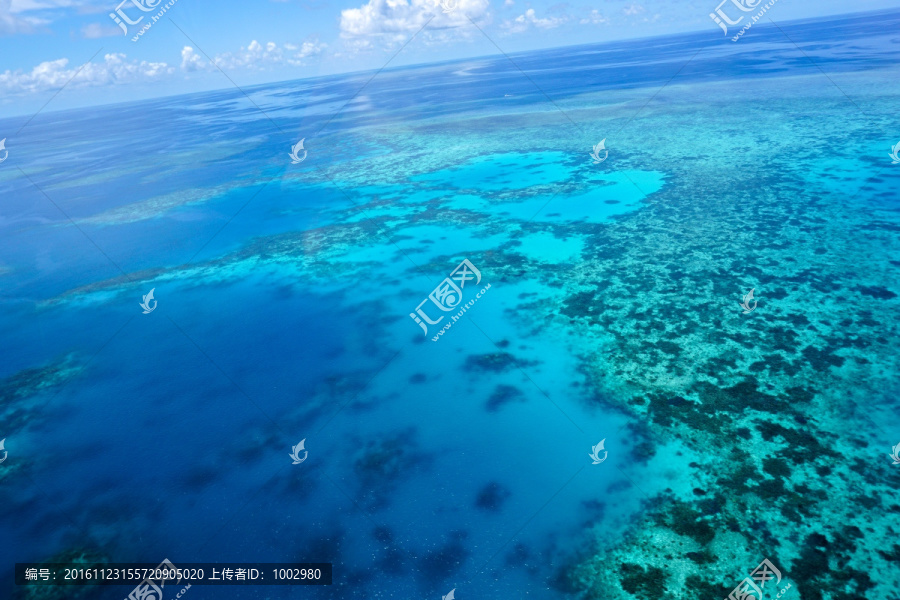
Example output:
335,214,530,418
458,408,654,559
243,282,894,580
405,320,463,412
503,0,513,5
502,8,566,33
180,46,207,72
290,40,327,64
339,0,490,48
623,3,645,16
0,0,47,33
181,39,327,72
3,0,107,31
4,0,177,33
80,22,121,38
9,0,111,14
10,0,90,9
579,9,607,25
0,52,173,95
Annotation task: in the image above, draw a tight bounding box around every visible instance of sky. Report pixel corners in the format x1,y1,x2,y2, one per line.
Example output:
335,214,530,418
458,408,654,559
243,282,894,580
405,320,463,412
1,0,899,117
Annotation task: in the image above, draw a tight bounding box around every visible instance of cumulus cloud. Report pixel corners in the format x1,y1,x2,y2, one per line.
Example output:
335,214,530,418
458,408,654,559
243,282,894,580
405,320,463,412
623,3,645,16
501,8,566,33
0,38,327,97
0,52,173,95
579,9,607,25
183,38,327,71
180,46,207,72
339,0,490,48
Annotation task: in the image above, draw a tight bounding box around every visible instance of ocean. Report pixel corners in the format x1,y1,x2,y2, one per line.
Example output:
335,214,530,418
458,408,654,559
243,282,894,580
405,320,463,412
2,8,900,600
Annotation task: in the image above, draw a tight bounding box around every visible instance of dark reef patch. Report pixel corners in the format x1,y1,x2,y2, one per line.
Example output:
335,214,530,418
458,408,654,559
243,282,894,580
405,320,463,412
658,502,715,546
1,358,81,433
371,527,407,575
618,563,667,599
474,481,511,512
485,384,526,412
465,352,536,372
415,530,469,587
855,285,897,300
353,427,431,511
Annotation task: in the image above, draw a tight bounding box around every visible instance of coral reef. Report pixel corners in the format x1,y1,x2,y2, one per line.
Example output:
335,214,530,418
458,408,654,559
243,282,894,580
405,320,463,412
556,81,900,598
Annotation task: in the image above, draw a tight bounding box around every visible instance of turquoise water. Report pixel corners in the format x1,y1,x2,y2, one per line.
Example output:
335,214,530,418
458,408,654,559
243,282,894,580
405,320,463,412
2,8,900,600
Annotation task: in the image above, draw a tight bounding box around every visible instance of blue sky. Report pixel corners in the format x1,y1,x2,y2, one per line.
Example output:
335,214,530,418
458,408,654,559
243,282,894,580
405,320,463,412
1,0,898,116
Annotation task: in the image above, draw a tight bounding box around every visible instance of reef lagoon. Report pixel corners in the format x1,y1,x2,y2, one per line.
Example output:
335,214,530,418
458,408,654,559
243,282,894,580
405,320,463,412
2,8,900,600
